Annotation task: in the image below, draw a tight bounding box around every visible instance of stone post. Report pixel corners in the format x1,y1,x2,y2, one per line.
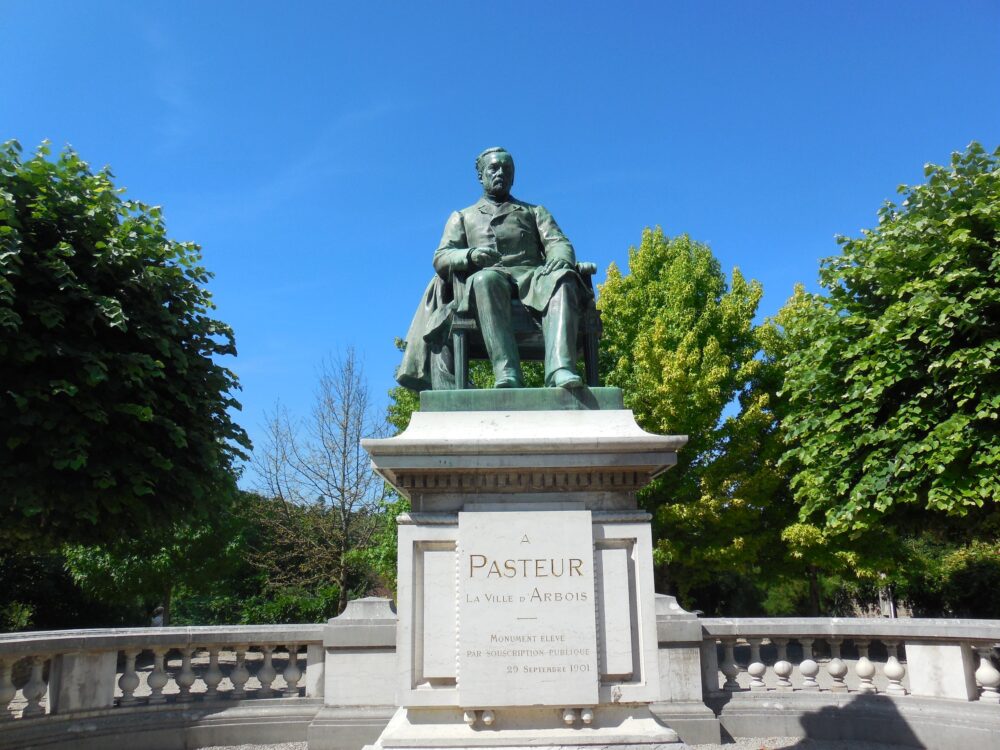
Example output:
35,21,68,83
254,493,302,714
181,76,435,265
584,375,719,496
905,642,979,700
650,594,721,744
307,597,398,750
47,651,117,714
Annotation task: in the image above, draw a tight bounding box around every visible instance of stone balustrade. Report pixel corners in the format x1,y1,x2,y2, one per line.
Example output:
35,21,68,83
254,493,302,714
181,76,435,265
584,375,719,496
699,617,1000,701
0,624,325,722
697,617,1000,747
0,612,997,749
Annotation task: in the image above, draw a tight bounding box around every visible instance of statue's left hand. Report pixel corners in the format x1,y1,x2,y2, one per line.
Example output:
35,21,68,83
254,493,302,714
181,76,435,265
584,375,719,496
538,258,573,276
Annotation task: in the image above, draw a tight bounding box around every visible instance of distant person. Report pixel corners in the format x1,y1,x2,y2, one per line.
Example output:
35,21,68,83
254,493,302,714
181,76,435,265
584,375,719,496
150,606,164,627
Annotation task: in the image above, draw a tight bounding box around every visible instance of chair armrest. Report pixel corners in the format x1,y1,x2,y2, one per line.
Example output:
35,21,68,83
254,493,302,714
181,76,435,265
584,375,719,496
576,262,597,276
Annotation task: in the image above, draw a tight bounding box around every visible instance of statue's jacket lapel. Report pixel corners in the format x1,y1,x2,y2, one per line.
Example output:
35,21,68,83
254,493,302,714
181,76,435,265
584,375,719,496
434,195,580,314
462,197,546,268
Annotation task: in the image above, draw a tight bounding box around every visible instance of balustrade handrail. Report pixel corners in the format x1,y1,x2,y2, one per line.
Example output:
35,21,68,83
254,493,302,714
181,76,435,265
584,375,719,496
700,616,1000,642
0,624,326,656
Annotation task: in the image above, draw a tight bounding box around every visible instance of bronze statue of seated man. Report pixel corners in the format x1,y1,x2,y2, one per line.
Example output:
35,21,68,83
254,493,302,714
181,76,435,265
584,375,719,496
396,147,587,391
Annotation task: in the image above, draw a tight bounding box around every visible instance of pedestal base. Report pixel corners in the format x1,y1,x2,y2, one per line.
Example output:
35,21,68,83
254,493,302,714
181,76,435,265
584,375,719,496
365,705,687,749
360,390,693,750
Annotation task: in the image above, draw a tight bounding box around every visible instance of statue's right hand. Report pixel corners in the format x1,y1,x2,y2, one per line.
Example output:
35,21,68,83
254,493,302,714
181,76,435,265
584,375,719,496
470,247,502,267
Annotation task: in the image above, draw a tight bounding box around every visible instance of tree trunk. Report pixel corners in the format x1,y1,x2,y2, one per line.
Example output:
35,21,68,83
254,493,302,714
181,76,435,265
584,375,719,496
163,586,173,626
807,567,822,616
337,544,349,615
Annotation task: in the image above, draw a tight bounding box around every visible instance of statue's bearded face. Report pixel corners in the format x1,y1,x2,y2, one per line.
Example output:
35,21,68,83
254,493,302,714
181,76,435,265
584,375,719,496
479,153,514,200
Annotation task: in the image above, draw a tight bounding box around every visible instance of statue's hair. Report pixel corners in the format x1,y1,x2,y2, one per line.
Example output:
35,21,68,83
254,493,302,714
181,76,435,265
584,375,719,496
475,147,512,174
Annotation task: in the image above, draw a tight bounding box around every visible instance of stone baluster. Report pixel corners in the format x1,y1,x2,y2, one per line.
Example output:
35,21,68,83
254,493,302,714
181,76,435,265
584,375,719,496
147,648,169,704
720,639,740,691
974,646,1000,703
0,658,16,720
799,638,820,690
855,640,877,694
884,641,907,696
176,647,196,701
747,638,767,691
257,645,277,696
230,647,250,698
203,647,223,699
118,650,142,706
283,643,302,697
21,655,48,717
827,638,848,692
773,638,793,691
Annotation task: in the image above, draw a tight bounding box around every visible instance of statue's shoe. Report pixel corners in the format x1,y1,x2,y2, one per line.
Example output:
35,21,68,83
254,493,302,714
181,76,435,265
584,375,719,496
495,377,523,388
551,369,584,389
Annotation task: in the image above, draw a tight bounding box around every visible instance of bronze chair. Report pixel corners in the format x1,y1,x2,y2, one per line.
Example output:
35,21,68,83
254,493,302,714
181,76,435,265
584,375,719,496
449,262,602,389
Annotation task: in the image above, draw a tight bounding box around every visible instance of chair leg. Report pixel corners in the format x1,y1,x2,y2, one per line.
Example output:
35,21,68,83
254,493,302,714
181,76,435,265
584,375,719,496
453,331,468,389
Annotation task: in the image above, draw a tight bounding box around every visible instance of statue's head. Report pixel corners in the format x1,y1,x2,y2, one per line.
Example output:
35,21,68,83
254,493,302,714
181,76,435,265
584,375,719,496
476,147,514,200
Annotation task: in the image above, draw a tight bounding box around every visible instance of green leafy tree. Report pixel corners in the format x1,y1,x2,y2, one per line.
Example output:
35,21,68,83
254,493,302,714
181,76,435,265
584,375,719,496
894,533,1000,618
63,511,247,626
0,549,137,631
748,287,896,615
0,141,250,548
781,143,1000,535
355,495,411,599
598,229,779,604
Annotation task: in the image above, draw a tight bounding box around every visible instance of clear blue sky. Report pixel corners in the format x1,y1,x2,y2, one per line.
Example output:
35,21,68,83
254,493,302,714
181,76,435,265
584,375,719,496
4,1,998,467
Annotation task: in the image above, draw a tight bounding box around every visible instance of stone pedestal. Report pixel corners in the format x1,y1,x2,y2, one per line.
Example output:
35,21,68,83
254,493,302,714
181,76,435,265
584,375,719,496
651,595,721,744
309,598,399,750
360,388,692,750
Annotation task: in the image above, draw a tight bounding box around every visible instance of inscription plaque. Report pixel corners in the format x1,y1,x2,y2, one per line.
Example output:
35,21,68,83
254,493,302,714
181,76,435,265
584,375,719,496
457,510,599,707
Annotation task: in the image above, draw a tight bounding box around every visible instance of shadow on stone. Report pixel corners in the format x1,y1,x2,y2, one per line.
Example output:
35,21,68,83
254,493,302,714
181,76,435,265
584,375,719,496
794,694,923,748
709,688,981,749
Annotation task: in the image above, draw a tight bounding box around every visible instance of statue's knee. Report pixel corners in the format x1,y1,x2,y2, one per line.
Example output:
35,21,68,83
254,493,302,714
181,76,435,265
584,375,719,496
469,269,506,292
469,268,510,295
552,275,581,304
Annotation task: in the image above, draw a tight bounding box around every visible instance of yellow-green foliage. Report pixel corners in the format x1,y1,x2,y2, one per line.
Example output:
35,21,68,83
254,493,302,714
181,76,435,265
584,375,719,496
600,229,761,443
599,229,792,599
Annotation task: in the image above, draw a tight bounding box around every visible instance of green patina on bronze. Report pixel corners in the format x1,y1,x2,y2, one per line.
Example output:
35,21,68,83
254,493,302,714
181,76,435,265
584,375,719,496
396,147,588,392
420,386,624,413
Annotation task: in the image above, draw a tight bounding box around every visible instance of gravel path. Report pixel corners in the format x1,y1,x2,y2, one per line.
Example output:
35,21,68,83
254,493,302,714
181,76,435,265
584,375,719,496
202,741,910,750
689,740,908,749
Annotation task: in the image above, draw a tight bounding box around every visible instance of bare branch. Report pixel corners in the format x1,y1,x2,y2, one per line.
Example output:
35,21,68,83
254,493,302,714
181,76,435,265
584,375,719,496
247,348,390,612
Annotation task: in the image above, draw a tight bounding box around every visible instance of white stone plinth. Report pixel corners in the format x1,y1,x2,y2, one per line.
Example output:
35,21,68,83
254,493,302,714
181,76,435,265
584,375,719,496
365,395,688,750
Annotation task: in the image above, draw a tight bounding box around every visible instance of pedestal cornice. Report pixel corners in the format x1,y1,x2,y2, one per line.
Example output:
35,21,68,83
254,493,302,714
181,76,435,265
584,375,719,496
362,392,686,511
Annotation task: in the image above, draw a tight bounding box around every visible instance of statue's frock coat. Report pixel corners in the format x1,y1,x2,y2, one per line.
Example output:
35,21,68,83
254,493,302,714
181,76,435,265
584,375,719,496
432,196,579,314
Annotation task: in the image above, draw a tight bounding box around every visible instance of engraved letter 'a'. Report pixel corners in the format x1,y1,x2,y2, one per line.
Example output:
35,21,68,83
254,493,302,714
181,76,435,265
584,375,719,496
520,535,530,544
